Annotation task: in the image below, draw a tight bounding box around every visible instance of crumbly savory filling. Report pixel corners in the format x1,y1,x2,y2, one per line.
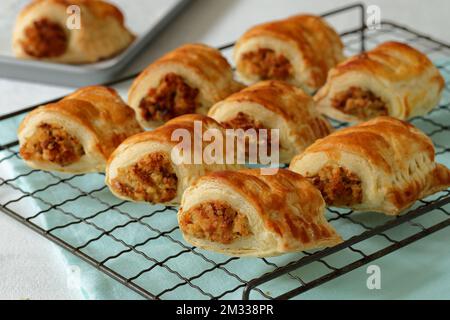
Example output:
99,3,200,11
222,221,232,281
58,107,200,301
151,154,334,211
239,48,293,80
20,123,85,167
111,153,178,203
180,201,252,245
331,87,388,120
309,165,363,206
221,112,272,156
21,19,67,58
139,73,199,122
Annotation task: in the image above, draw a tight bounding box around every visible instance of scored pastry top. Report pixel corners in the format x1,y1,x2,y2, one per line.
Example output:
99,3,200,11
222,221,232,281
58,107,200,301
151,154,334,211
13,0,135,63
19,0,126,24
290,116,450,214
234,14,344,93
314,41,445,121
180,169,342,256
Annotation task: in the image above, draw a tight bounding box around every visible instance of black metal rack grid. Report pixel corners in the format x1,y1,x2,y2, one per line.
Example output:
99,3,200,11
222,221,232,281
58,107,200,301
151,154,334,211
0,3,450,300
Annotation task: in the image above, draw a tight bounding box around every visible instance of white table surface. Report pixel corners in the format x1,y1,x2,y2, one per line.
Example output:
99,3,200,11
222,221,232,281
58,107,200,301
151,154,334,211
0,0,449,300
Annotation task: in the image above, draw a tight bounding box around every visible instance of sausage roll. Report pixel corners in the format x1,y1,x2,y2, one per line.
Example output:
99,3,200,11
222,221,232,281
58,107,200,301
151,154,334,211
234,14,344,94
18,86,143,173
178,169,342,257
315,42,445,122
13,0,135,64
105,114,241,205
208,80,333,163
128,44,243,129
289,117,450,215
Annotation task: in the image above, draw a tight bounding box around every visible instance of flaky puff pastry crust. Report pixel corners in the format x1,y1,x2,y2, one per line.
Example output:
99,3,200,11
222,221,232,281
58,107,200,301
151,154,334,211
18,86,143,173
208,80,333,163
178,169,342,257
128,44,243,129
315,41,445,122
290,116,450,215
105,114,242,205
13,0,135,63
234,14,344,94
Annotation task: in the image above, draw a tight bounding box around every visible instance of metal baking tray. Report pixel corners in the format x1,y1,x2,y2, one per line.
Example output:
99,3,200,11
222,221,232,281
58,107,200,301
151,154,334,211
0,0,190,86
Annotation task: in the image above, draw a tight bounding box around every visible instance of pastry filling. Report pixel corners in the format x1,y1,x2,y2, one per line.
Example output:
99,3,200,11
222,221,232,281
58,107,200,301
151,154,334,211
111,153,178,203
221,112,272,155
21,19,68,58
331,87,388,120
308,165,363,206
20,123,85,167
239,48,293,80
180,201,252,245
139,73,199,122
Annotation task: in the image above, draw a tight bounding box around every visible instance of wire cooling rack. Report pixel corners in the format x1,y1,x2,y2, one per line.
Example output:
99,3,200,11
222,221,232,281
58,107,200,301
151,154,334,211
0,3,449,300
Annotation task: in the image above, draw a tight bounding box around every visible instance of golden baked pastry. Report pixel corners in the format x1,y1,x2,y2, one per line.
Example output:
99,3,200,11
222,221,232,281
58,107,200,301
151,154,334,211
128,44,243,129
178,169,342,257
234,14,344,94
208,80,333,163
105,114,241,205
315,41,445,122
13,0,135,63
289,116,450,215
18,86,143,173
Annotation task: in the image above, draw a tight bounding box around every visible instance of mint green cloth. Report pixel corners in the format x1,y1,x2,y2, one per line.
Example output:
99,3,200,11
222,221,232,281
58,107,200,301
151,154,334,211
1,64,450,300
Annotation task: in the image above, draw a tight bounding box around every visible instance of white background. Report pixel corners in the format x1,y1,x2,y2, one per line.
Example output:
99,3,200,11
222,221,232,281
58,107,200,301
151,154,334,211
0,0,449,299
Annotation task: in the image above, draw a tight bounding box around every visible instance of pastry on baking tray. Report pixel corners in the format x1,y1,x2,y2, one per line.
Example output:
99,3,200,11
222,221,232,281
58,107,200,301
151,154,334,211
208,80,333,163
234,14,344,94
178,169,342,257
128,44,243,129
18,86,143,173
315,41,445,122
13,0,135,64
105,114,241,205
289,116,450,215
